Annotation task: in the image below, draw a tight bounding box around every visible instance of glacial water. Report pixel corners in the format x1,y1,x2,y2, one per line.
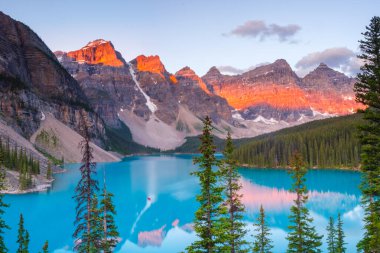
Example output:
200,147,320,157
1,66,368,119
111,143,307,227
3,155,362,252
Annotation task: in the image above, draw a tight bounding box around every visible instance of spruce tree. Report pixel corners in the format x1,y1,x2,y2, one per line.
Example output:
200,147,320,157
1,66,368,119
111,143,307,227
88,194,102,252
17,213,29,253
354,16,380,253
218,132,248,253
252,205,273,253
336,214,346,253
41,241,48,253
326,217,336,253
0,168,9,253
286,153,323,253
73,115,100,252
100,189,119,252
186,116,224,253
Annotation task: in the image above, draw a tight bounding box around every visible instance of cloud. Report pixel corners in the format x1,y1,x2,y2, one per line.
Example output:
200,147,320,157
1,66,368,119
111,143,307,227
228,20,301,42
217,62,270,75
295,47,363,77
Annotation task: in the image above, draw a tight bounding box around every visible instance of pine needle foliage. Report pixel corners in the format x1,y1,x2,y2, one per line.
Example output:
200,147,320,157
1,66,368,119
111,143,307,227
286,153,323,253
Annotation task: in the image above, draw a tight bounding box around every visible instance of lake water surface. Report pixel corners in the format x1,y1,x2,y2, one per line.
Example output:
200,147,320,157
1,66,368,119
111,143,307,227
4,155,363,252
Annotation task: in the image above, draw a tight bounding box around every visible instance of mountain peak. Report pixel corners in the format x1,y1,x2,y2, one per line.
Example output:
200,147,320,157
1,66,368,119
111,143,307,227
314,62,331,71
206,66,222,76
272,59,291,68
66,39,125,67
307,62,342,77
135,55,166,75
175,66,196,77
83,39,108,48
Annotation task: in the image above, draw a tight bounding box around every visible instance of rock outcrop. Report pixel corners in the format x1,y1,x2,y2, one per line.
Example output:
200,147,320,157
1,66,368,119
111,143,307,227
66,39,125,67
301,63,364,114
202,59,362,121
0,11,105,144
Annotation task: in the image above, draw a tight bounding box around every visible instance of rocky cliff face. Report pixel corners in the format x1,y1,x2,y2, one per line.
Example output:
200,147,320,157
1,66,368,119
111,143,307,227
58,51,149,127
66,39,125,67
301,63,364,114
202,60,362,121
0,11,105,143
175,67,232,124
203,59,312,121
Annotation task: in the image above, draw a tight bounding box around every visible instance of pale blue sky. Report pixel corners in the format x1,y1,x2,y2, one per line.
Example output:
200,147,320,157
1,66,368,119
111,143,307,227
1,0,378,76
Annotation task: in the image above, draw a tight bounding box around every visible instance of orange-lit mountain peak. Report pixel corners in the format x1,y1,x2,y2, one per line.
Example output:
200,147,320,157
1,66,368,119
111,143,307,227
135,55,166,76
66,39,125,67
175,66,196,77
175,66,211,94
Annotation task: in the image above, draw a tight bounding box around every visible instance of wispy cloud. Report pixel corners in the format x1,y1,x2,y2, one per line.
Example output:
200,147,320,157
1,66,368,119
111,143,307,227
295,47,362,77
227,20,301,42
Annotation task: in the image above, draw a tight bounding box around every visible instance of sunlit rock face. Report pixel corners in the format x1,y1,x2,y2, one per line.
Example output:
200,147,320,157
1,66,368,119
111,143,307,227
202,59,312,121
67,39,125,67
202,59,363,121
135,55,166,77
301,63,365,114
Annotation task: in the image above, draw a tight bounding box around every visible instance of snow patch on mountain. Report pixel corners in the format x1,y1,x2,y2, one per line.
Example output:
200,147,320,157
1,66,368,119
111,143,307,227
232,110,244,120
252,115,279,125
311,107,335,117
128,63,158,113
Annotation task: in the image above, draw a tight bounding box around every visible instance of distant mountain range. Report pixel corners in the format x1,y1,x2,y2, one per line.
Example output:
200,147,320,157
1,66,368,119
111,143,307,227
0,11,363,159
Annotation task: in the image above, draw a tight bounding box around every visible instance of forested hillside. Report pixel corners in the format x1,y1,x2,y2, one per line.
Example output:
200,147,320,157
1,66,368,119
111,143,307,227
232,114,362,169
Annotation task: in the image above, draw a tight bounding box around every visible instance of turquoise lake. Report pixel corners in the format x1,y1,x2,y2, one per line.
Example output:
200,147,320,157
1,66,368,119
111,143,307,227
3,155,363,252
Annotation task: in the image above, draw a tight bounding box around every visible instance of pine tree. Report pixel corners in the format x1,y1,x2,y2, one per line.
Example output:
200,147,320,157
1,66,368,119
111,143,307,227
17,213,29,253
218,132,248,253
286,153,323,253
336,214,346,253
41,241,48,253
100,187,119,252
186,116,224,253
354,16,380,253
73,115,100,252
0,168,9,253
326,217,336,253
88,194,102,252
24,231,29,253
252,205,273,253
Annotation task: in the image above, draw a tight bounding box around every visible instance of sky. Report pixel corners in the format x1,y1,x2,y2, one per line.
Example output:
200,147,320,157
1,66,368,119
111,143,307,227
1,0,379,76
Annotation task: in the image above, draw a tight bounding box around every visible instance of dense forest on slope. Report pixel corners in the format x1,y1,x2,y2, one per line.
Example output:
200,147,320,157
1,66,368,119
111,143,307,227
231,114,363,169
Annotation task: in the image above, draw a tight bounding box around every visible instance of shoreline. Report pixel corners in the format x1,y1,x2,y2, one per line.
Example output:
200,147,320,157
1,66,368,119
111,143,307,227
237,163,361,171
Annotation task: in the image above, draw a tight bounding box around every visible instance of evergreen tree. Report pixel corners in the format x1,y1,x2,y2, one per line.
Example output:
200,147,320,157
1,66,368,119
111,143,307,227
17,214,29,253
286,153,323,253
41,241,48,253
100,186,119,252
252,205,273,253
88,194,102,252
0,168,9,253
354,16,380,253
186,116,224,253
218,132,248,253
336,214,346,253
326,217,336,253
73,115,100,252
